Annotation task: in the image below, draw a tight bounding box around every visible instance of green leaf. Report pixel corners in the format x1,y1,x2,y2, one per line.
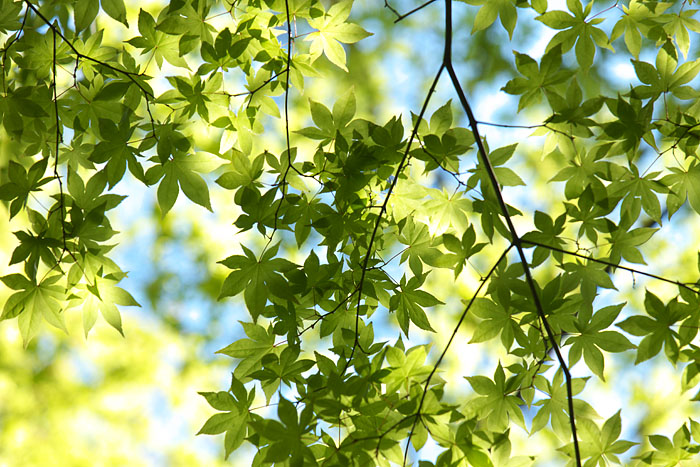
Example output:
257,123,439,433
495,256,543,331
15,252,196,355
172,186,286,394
531,370,598,435
468,298,523,351
422,188,472,234
219,245,296,320
75,0,100,32
468,0,518,39
157,169,179,215
101,0,128,26
390,274,441,336
536,10,576,30
532,0,547,14
217,322,275,380
430,100,453,135
565,303,634,380
9,277,67,347
465,363,526,431
1,274,33,290
332,87,356,129
306,0,371,71
198,411,238,435
176,162,212,211
617,291,687,364
199,391,237,411
309,100,333,132
0,0,21,33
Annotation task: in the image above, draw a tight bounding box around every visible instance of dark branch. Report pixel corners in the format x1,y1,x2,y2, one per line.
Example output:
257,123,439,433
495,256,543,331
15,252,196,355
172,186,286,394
442,0,582,464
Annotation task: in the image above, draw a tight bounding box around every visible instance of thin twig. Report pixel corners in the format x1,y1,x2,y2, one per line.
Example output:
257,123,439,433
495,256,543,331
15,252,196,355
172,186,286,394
263,0,294,250
394,0,439,23
341,65,445,373
50,23,70,266
522,239,700,294
384,1,400,19
23,1,159,102
402,244,513,463
0,6,29,94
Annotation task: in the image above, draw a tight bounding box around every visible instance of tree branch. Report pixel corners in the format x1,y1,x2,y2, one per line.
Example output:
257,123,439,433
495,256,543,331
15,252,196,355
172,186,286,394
442,0,582,464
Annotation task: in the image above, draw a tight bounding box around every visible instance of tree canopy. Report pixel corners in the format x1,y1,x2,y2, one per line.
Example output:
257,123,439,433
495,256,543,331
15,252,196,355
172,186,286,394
2,0,700,465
